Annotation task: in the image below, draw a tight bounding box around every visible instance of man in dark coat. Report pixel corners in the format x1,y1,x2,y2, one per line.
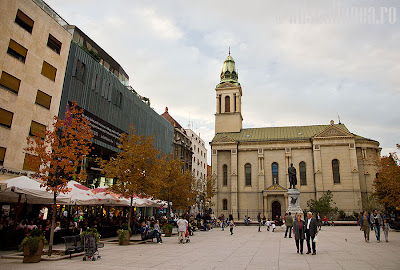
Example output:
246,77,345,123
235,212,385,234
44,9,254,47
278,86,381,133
305,212,318,255
288,163,297,189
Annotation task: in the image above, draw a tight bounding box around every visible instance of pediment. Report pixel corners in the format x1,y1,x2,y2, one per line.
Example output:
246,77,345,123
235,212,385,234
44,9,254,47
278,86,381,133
213,136,236,143
264,183,287,191
314,126,353,139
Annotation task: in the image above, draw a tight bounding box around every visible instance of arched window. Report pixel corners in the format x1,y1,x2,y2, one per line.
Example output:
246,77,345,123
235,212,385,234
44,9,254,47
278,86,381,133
272,162,279,184
223,164,228,186
225,96,230,112
245,163,252,186
332,159,340,183
299,161,307,185
222,199,228,210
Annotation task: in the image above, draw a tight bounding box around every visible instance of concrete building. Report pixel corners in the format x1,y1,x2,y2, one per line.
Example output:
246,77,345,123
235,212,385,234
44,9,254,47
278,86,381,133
185,128,207,190
211,53,380,220
0,0,72,179
161,108,192,172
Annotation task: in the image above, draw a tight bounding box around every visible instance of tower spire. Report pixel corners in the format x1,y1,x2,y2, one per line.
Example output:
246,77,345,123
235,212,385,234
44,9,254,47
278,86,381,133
229,47,230,56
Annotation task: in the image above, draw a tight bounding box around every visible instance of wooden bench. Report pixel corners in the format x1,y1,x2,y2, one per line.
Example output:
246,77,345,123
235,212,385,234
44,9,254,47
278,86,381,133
62,235,84,259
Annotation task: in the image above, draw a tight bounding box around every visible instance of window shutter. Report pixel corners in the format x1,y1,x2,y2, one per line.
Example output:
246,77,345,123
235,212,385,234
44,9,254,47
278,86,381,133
0,108,13,127
41,61,56,81
0,72,20,93
9,40,27,57
30,121,46,138
0,147,5,163
35,90,51,109
16,10,34,27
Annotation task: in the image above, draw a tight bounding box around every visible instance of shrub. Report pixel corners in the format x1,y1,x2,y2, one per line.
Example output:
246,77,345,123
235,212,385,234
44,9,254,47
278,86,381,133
19,229,47,255
80,228,101,244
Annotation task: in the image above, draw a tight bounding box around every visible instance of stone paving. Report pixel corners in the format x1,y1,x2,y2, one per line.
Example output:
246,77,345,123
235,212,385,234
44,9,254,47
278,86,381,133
1,225,399,270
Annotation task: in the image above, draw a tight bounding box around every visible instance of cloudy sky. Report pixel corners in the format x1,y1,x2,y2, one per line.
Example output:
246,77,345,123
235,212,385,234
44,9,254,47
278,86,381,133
46,0,400,161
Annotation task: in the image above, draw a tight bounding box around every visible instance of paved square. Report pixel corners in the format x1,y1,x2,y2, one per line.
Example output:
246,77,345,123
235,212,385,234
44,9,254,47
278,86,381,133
1,226,399,269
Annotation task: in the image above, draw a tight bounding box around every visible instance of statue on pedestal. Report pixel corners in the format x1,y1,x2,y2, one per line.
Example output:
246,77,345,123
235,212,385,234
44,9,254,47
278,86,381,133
288,163,297,189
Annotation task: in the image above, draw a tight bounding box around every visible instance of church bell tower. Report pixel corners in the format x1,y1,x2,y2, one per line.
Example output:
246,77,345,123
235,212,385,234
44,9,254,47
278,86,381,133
215,51,243,134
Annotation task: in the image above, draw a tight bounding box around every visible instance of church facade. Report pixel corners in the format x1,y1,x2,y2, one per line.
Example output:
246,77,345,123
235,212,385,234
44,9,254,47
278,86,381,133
210,54,380,220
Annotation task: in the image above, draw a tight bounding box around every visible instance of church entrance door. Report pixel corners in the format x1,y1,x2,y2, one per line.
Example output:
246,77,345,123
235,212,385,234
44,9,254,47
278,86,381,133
272,201,281,220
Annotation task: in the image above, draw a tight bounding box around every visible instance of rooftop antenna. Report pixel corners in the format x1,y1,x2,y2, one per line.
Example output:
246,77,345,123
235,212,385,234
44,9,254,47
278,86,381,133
337,113,341,124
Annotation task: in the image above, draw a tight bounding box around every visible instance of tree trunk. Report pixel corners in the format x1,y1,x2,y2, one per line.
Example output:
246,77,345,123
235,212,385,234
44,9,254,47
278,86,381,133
48,193,57,256
127,197,133,228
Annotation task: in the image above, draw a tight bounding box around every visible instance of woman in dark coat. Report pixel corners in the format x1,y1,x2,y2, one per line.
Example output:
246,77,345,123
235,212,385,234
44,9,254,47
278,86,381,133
293,213,305,254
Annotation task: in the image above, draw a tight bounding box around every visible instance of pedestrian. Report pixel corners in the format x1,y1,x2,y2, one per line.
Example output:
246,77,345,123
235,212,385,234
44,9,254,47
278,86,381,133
293,213,305,254
369,209,383,243
229,220,235,235
305,212,318,255
154,220,162,243
262,215,266,226
316,213,321,231
359,211,371,243
257,213,262,232
229,214,233,222
284,212,293,238
383,215,390,242
177,216,188,244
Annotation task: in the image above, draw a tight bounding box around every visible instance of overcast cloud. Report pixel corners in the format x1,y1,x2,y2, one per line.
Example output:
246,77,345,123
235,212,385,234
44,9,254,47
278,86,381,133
45,0,400,162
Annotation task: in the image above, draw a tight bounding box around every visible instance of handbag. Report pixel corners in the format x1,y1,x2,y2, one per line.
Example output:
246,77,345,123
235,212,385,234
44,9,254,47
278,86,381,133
313,236,318,243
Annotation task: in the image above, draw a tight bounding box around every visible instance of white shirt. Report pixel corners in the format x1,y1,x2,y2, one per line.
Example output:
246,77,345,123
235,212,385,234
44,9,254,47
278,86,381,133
176,219,188,232
307,218,311,230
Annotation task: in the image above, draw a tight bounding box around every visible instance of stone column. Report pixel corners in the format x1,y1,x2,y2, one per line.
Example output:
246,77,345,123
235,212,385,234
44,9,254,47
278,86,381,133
211,149,218,211
230,148,239,219
216,95,220,114
312,143,323,198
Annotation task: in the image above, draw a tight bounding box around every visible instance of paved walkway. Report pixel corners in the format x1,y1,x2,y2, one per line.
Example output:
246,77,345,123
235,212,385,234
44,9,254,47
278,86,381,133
1,226,399,270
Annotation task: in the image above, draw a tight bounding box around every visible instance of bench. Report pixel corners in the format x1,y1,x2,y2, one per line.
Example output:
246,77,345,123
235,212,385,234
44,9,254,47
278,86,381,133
141,231,157,242
62,235,84,259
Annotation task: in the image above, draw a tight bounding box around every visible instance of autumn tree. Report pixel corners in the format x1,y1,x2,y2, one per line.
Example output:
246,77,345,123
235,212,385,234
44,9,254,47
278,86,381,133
158,156,196,216
374,150,400,209
307,191,338,218
25,101,93,255
98,126,163,228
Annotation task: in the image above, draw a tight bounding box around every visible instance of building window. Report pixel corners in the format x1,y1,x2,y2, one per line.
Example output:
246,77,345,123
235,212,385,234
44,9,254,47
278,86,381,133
116,91,122,108
41,61,57,81
47,34,62,54
0,108,14,128
35,90,51,109
222,199,228,210
299,161,307,185
74,59,86,82
22,153,38,171
15,10,34,33
7,39,27,63
332,159,340,184
225,95,230,112
0,147,5,166
272,162,279,184
29,121,46,139
0,71,21,94
223,164,228,186
245,163,251,186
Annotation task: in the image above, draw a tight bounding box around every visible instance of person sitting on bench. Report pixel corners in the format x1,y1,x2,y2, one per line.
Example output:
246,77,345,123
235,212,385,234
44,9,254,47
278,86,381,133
140,221,161,244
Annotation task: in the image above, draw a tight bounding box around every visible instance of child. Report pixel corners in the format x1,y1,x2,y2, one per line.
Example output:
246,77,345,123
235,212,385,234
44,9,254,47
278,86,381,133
383,216,390,242
266,220,271,231
229,220,235,235
272,222,276,232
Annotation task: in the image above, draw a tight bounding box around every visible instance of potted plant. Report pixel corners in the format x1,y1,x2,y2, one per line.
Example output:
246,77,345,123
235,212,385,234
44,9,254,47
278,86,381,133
117,223,131,245
162,223,173,237
80,228,101,244
19,229,47,263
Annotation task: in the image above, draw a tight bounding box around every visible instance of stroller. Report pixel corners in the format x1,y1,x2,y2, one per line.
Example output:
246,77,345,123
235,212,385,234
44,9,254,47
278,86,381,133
83,233,103,261
185,229,190,243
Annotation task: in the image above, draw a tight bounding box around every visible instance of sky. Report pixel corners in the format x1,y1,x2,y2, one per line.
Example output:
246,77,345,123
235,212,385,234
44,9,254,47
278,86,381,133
45,0,400,163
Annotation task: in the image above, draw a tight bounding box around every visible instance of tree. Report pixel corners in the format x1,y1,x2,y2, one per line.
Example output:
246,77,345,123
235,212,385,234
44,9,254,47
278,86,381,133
374,149,400,209
25,101,93,255
362,193,384,213
307,191,338,218
158,156,196,216
98,126,163,228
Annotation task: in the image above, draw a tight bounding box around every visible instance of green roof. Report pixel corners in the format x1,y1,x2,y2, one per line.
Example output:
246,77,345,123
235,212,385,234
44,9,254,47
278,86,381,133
212,124,377,143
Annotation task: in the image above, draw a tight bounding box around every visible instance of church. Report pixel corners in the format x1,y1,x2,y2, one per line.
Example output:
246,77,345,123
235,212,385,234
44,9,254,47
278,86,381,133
210,53,380,220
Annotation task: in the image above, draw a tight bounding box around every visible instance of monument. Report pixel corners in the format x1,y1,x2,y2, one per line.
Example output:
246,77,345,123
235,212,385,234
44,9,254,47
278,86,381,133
287,163,303,217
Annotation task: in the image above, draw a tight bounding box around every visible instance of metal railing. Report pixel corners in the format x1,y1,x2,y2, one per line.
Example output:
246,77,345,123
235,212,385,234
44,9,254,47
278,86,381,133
33,0,69,27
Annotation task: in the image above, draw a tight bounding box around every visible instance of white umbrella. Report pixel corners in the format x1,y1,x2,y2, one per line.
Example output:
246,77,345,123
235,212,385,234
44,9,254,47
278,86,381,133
63,180,99,205
0,176,69,204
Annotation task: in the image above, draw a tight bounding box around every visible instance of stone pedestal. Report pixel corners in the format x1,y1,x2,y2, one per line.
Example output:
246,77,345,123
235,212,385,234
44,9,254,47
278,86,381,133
287,189,303,218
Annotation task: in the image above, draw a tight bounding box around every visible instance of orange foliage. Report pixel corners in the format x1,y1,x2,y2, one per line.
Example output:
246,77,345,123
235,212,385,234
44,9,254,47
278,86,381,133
374,153,400,209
